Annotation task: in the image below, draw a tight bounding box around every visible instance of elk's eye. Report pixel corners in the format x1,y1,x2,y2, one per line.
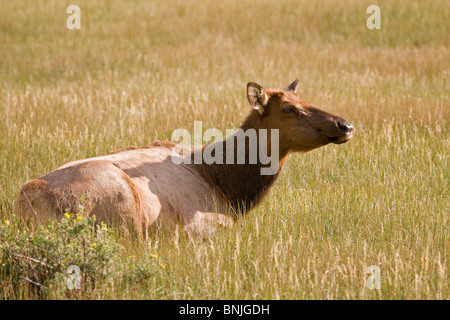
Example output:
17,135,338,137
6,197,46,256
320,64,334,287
283,107,296,113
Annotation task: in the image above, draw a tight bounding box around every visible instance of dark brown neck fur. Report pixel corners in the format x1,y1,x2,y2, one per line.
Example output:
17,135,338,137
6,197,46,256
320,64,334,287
193,110,288,214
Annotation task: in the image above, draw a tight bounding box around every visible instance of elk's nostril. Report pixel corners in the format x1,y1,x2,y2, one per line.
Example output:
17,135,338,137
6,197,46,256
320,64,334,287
337,121,353,133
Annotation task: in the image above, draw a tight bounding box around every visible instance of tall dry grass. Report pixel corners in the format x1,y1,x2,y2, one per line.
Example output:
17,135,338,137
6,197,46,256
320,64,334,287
0,0,448,299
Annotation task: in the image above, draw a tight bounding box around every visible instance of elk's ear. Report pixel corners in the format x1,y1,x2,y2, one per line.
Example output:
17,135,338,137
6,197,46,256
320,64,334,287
247,82,268,115
284,78,299,93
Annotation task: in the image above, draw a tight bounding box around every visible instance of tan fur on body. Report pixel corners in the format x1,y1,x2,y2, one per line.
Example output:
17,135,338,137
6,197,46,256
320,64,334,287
14,80,353,237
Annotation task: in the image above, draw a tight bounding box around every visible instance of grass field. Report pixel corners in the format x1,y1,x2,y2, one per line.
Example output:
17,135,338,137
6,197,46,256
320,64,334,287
0,0,448,299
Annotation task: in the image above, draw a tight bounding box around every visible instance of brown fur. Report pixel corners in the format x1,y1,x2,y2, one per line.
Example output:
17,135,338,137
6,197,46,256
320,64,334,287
194,110,282,213
14,179,56,223
113,163,142,220
14,80,353,237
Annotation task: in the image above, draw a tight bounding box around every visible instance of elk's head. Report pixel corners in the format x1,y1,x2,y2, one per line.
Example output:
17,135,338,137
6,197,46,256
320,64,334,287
247,79,353,154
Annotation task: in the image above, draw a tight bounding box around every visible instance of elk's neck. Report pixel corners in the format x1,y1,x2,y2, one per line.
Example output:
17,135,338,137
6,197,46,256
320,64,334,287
194,110,289,214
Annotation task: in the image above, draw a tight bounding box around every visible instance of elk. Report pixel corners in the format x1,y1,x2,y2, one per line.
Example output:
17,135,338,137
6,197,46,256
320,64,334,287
14,80,353,237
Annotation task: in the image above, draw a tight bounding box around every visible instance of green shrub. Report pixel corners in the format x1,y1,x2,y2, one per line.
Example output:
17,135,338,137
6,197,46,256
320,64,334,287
0,201,160,299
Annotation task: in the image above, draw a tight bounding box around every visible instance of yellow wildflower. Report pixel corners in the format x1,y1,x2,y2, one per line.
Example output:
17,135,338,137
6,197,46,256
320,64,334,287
64,213,71,219
4,220,10,226
77,216,82,221
152,254,158,259
91,242,96,248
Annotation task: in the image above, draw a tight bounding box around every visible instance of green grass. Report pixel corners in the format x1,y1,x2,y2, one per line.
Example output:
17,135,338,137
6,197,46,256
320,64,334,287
0,0,448,299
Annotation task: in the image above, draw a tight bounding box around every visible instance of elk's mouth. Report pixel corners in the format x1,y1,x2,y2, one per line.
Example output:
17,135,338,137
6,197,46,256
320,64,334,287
327,133,352,144
327,136,340,143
